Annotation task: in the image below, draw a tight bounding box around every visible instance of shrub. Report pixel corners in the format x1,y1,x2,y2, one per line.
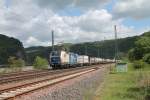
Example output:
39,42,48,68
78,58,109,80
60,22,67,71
8,56,25,68
143,53,150,64
128,48,144,62
33,56,48,69
132,60,145,69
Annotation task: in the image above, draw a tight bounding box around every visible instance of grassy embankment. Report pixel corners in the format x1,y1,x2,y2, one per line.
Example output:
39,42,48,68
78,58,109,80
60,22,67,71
94,63,150,100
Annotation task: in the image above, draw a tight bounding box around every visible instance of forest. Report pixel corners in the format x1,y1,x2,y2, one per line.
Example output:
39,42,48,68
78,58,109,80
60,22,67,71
0,34,25,65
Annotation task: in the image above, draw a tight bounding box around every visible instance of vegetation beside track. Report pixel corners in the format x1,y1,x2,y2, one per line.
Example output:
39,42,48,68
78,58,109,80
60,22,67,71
93,63,150,100
33,56,48,69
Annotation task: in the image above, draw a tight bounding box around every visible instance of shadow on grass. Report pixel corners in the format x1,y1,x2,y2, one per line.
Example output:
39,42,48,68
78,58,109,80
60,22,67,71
125,86,150,100
145,87,150,100
109,71,116,74
128,87,141,92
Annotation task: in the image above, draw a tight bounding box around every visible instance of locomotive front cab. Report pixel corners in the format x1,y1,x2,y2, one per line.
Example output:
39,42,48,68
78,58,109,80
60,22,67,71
50,51,61,66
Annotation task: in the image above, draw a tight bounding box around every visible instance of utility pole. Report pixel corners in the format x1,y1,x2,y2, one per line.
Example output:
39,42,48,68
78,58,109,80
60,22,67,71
104,37,107,59
100,44,102,58
98,47,100,58
52,30,54,51
103,37,106,59
101,37,105,63
85,45,87,55
114,25,118,65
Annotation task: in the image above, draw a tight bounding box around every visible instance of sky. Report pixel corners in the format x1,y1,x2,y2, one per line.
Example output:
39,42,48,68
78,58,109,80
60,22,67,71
0,0,150,47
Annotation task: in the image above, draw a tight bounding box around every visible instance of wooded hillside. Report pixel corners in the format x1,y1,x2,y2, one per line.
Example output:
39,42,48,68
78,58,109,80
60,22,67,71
25,33,140,64
0,34,25,65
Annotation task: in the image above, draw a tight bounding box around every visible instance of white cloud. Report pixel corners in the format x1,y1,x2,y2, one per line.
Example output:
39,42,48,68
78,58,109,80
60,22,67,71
0,0,146,47
35,0,110,11
26,36,51,47
113,0,150,19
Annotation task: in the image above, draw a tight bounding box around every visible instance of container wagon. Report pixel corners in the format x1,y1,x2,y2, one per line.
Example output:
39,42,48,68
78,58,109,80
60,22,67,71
90,57,96,65
77,55,89,66
69,52,78,67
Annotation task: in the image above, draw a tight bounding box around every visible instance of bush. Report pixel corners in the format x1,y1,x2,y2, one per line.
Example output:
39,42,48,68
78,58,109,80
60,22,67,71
128,48,144,62
33,56,48,69
132,60,145,69
8,57,25,68
143,53,150,64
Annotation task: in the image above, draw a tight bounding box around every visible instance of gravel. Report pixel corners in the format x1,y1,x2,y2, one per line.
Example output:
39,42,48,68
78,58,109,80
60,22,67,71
15,65,111,100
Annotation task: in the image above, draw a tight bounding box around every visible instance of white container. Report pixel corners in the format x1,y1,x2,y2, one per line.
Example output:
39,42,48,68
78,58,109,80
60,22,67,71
83,55,89,63
77,55,84,64
60,51,69,64
77,55,89,64
90,57,95,63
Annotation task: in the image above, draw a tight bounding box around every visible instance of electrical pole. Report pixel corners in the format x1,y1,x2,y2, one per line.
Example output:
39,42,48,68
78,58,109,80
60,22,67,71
101,37,105,63
100,44,102,58
85,45,87,55
103,37,106,59
114,25,118,65
52,30,54,51
98,47,100,58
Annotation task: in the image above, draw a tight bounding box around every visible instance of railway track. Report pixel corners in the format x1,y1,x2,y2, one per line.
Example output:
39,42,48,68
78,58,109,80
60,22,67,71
0,70,55,84
0,69,48,79
0,64,103,84
0,66,95,93
0,66,102,100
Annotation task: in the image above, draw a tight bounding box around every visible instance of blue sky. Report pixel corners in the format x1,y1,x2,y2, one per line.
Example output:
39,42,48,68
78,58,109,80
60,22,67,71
58,7,82,16
108,2,150,30
122,18,150,29
4,0,11,8
105,0,149,31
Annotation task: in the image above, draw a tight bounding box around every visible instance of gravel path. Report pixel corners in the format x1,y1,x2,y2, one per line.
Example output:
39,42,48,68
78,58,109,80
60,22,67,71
15,65,112,100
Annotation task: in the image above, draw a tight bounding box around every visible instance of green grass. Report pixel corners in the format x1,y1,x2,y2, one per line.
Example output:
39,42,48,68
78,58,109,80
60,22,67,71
94,63,150,100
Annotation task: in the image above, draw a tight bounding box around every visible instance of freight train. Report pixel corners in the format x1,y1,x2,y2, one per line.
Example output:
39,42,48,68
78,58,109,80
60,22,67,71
50,50,114,69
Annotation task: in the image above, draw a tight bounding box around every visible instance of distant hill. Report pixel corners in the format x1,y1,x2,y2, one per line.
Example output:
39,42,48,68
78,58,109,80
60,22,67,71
1,31,149,65
0,34,25,64
25,32,145,65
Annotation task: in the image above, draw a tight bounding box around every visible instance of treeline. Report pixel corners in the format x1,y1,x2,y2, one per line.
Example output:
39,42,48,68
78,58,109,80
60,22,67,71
25,34,138,65
1,31,149,67
0,34,25,65
128,31,150,66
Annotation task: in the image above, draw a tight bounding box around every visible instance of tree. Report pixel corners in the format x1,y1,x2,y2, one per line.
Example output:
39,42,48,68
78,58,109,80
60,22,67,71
8,56,25,68
136,36,150,53
143,53,150,64
0,34,25,65
128,32,150,62
128,47,144,61
33,56,48,69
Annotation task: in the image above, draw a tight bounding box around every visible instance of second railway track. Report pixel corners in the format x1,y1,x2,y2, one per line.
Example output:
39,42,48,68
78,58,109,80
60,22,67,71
0,65,103,84
0,70,54,84
0,65,103,100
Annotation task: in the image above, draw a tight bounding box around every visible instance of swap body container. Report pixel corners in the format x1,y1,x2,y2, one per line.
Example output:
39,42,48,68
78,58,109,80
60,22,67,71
60,51,69,65
77,55,89,64
90,57,96,64
69,53,78,65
